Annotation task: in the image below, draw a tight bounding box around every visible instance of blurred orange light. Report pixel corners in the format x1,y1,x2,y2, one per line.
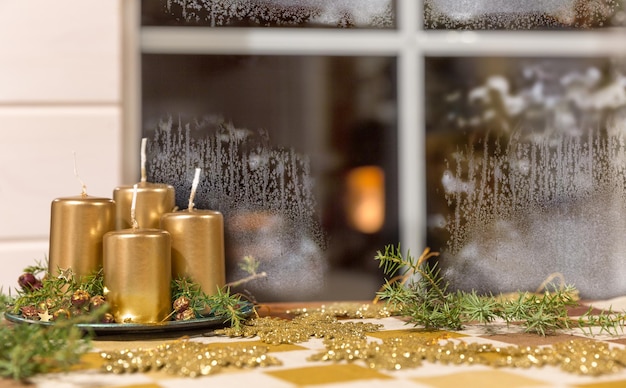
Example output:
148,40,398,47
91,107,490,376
345,166,385,234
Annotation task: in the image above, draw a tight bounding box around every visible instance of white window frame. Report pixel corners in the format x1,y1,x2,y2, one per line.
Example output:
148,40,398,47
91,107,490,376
125,0,626,256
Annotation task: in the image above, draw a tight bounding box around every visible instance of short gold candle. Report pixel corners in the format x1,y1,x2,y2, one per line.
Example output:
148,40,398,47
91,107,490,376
161,209,226,301
48,195,115,281
103,229,171,324
113,182,175,230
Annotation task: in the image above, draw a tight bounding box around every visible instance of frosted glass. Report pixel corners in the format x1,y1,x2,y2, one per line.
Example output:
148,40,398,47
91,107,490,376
425,56,626,299
424,0,626,29
142,0,395,28
142,54,398,301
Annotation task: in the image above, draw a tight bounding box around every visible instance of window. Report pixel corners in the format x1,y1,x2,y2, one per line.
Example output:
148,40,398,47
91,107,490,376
137,1,626,301
421,2,626,299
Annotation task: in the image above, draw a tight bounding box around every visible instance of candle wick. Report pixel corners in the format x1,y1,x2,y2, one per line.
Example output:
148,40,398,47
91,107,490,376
73,151,88,197
131,183,139,229
140,138,147,183
188,168,201,211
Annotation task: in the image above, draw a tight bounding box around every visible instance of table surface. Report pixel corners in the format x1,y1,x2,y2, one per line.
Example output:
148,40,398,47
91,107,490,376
5,298,626,388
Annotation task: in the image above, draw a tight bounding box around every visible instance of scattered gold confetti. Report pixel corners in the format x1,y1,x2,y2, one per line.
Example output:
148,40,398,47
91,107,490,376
310,336,626,376
553,339,625,376
100,340,282,377
216,312,383,345
102,307,626,378
286,302,396,319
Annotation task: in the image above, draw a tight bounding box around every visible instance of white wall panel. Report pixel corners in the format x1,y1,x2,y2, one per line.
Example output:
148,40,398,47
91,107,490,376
0,107,122,240
0,241,49,294
0,0,124,291
0,0,121,103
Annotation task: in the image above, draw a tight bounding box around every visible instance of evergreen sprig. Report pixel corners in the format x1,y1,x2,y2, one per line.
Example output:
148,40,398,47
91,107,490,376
375,244,626,336
171,277,210,314
207,287,246,330
171,277,248,330
10,267,104,319
170,256,264,328
0,297,94,381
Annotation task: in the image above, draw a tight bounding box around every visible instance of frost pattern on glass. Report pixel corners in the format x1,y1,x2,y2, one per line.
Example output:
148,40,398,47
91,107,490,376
425,0,625,29
440,63,626,299
146,116,327,301
165,0,394,28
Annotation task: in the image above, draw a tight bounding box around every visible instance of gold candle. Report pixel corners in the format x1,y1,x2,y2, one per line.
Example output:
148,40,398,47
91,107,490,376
113,182,175,229
49,194,115,280
103,185,172,324
48,157,115,281
161,169,225,304
113,138,175,230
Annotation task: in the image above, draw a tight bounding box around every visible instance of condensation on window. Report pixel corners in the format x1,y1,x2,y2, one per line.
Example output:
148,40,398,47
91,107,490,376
142,0,394,28
425,57,626,299
424,0,626,29
141,54,399,301
146,117,327,301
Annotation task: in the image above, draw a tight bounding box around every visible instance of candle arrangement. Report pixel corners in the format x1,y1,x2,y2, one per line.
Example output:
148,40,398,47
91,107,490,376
9,142,236,326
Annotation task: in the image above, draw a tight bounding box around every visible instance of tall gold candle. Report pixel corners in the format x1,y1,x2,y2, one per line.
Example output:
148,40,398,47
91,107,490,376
114,182,175,229
161,169,225,305
48,155,115,281
113,138,175,230
103,185,172,324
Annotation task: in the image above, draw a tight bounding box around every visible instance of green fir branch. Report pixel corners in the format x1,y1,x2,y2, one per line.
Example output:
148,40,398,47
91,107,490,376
207,287,246,330
0,311,93,381
374,244,626,336
0,253,262,381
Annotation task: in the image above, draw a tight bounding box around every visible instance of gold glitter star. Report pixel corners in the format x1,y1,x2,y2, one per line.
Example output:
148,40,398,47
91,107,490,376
57,267,74,282
38,309,53,322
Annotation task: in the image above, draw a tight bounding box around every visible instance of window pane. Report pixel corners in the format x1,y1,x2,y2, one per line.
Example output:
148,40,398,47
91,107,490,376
142,0,395,29
142,54,398,301
425,56,626,299
424,0,626,29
